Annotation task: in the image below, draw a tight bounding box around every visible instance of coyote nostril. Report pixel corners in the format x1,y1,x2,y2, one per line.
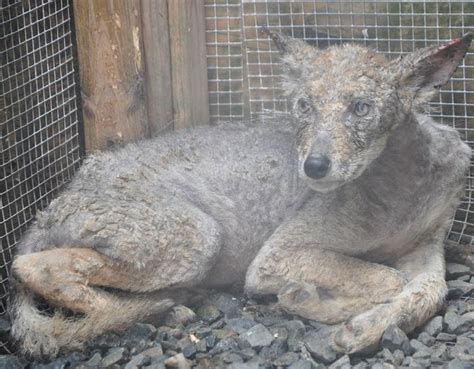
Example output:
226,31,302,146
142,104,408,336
304,155,331,179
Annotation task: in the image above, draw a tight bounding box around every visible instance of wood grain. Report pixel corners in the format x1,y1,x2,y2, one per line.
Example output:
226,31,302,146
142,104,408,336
140,0,174,135
168,0,209,129
73,0,148,152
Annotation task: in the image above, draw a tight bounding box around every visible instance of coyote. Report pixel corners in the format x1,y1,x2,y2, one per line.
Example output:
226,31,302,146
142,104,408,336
10,31,472,358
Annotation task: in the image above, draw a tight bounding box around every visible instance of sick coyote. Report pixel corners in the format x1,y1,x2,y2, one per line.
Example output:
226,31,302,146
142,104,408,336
9,31,472,358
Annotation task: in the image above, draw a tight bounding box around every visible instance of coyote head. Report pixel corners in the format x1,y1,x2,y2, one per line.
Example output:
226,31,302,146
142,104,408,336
265,29,472,192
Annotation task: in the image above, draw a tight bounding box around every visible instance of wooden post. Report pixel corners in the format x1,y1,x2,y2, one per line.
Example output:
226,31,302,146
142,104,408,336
168,0,209,129
140,0,174,135
73,0,148,152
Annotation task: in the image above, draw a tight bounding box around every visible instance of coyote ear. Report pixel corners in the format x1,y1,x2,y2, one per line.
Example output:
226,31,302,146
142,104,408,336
261,26,313,57
394,33,472,100
261,26,316,91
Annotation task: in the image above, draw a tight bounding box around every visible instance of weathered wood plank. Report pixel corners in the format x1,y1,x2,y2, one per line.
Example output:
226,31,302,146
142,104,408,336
140,0,173,135
168,0,209,129
73,0,148,152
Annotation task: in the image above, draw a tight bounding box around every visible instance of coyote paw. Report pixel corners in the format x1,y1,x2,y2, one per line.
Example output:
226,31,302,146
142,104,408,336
277,281,351,324
332,303,397,354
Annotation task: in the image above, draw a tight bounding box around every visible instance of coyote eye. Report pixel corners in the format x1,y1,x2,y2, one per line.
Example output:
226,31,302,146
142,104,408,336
353,101,371,117
297,98,312,114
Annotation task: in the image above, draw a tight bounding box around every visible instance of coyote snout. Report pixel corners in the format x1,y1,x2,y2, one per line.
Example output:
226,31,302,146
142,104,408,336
9,30,472,359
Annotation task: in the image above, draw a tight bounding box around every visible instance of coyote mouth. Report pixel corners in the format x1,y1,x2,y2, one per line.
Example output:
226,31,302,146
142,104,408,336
306,178,344,192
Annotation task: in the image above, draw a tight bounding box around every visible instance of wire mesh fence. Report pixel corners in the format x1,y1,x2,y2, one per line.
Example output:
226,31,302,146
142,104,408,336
205,0,474,244
0,0,83,351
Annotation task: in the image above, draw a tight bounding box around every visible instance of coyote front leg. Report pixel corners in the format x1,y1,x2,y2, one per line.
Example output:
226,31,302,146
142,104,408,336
245,224,407,324
333,230,447,353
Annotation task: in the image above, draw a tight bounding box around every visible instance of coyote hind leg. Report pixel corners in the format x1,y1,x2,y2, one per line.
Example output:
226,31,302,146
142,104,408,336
10,248,188,357
10,204,222,357
12,248,174,315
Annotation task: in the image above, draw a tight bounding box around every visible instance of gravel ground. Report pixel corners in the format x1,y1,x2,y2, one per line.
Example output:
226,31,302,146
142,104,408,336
1,244,473,369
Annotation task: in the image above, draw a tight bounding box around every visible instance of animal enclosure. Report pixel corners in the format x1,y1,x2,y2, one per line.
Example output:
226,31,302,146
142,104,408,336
0,0,82,353
0,0,473,352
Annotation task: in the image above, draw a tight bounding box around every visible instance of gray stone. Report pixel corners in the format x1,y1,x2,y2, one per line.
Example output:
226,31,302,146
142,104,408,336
237,348,256,360
124,353,151,369
461,311,474,323
195,339,208,353
444,311,470,334
447,280,474,299
409,339,429,353
181,343,197,359
101,347,126,368
451,336,474,362
328,354,350,369
289,359,316,369
36,359,68,369
380,348,395,364
269,337,288,358
380,325,411,355
125,323,157,341
402,357,423,369
90,333,122,350
446,263,471,279
279,320,306,351
436,332,457,342
226,318,257,334
270,326,289,341
209,336,240,355
143,364,166,369
196,303,222,323
304,330,339,364
273,352,300,367
210,319,225,329
164,305,198,327
86,352,103,367
422,316,443,337
430,343,449,363
220,352,244,363
142,345,164,361
205,334,217,349
163,353,191,369
211,293,242,319
227,363,259,369
412,350,431,359
417,332,435,346
351,362,369,369
64,351,88,365
370,363,397,369
242,323,274,348
194,327,212,339
392,349,405,366
0,356,23,369
446,358,474,369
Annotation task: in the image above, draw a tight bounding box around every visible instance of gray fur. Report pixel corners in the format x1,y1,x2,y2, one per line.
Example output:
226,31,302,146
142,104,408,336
9,32,472,358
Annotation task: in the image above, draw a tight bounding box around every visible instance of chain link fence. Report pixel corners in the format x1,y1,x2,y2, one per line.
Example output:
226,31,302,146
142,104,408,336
0,0,83,351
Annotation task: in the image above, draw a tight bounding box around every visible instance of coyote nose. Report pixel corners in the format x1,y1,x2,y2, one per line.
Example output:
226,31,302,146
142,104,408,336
304,155,330,179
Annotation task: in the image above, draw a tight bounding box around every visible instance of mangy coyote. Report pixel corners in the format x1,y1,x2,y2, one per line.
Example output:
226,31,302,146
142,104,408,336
10,31,472,358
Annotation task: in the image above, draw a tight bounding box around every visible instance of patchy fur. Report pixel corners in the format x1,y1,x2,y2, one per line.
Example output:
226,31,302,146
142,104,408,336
9,32,472,358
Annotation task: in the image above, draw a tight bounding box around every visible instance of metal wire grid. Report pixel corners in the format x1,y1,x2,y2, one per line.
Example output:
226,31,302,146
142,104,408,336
0,0,82,330
205,0,474,244
205,0,246,121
